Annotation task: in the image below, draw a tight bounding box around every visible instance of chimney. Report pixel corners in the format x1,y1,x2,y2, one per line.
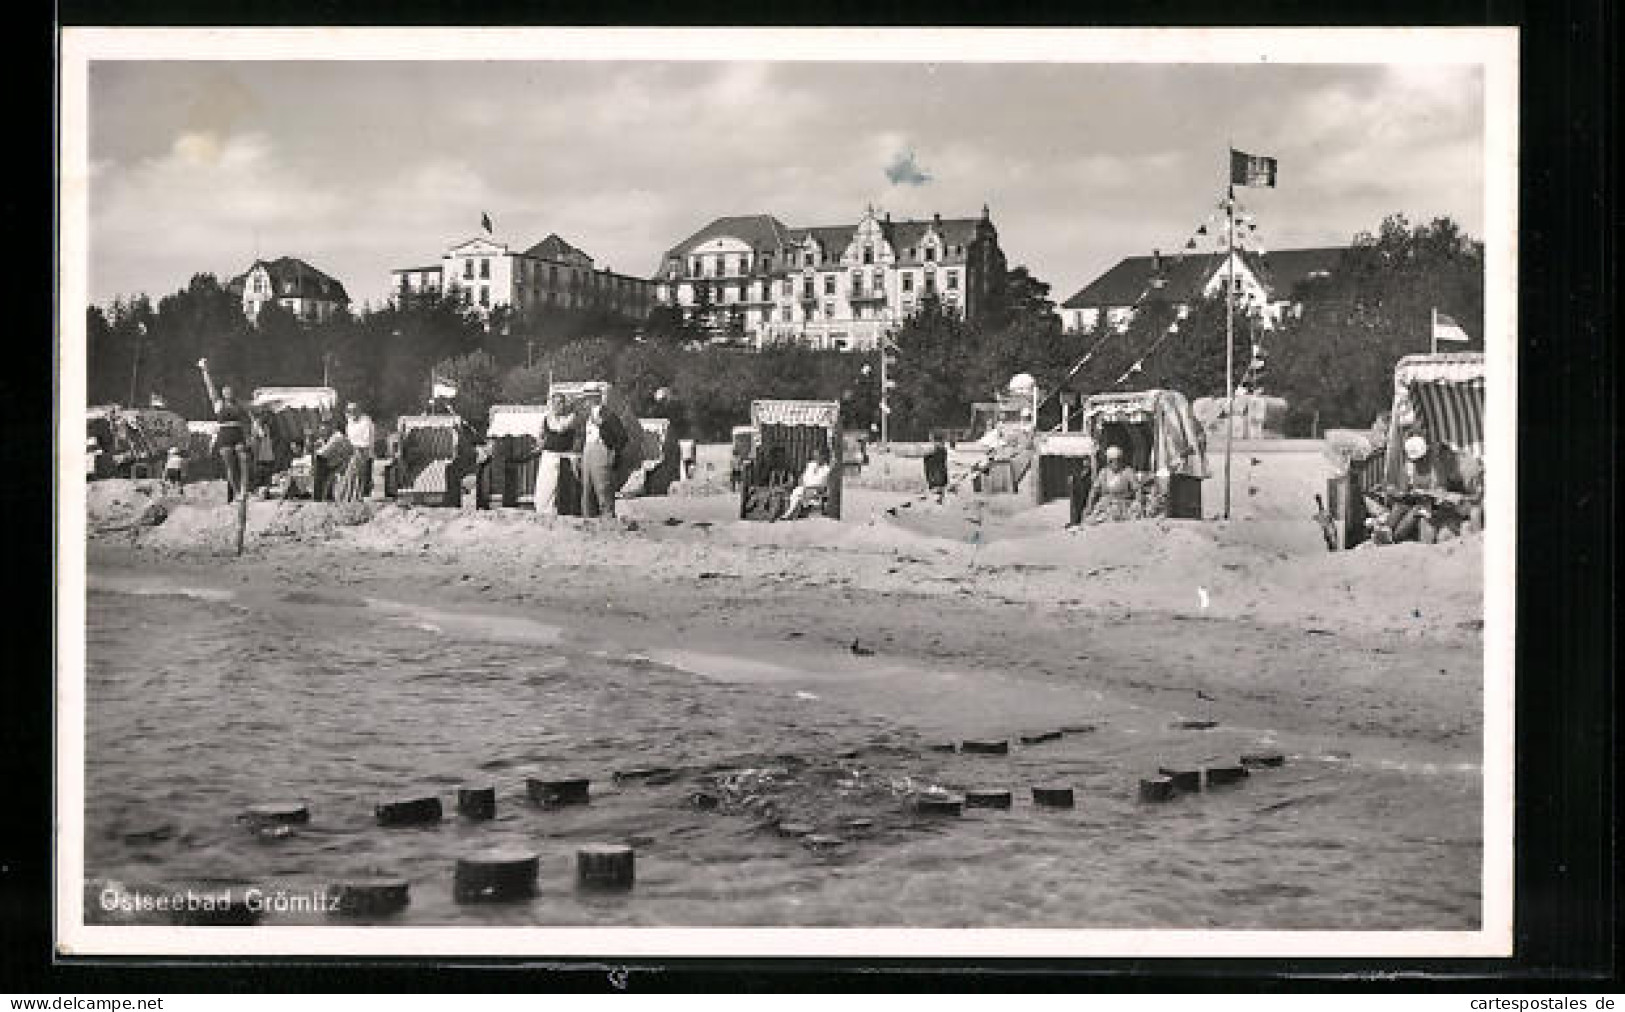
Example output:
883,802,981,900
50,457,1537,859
884,211,892,224
1153,249,1162,272
932,212,942,229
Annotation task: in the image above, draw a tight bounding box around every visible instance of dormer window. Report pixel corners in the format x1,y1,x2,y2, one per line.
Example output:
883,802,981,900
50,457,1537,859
862,246,874,265
924,246,937,263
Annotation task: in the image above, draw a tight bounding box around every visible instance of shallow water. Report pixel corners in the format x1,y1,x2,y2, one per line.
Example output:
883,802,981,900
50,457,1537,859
82,578,1480,929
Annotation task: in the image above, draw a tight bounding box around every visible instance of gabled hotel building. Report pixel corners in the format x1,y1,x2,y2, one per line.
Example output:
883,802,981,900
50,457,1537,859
652,206,1007,351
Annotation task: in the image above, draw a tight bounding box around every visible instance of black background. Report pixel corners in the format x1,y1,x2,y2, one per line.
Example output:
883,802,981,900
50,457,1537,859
8,0,1615,992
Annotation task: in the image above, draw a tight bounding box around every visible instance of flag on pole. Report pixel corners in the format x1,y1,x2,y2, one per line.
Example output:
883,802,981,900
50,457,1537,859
481,212,494,234
1432,310,1471,343
1229,148,1278,188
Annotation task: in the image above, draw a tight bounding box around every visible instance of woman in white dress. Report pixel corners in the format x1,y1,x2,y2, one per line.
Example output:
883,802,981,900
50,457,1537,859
533,393,579,515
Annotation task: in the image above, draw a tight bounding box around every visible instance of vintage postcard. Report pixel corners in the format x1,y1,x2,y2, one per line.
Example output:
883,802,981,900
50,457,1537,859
56,26,1517,958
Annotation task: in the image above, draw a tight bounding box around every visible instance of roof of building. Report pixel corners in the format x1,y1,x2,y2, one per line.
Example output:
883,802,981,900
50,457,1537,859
524,233,592,263
393,265,444,274
662,215,792,262
1060,246,1348,309
232,257,350,303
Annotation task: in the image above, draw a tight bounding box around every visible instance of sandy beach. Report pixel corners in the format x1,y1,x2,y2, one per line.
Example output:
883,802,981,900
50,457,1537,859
78,442,1487,929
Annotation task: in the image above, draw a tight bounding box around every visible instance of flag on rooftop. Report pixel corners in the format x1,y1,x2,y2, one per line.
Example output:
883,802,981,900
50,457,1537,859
1432,310,1471,343
481,212,493,234
1230,148,1278,188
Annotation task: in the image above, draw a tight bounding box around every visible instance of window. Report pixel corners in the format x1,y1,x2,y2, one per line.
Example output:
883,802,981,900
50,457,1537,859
823,301,834,318
873,270,885,292
850,270,862,295
824,276,836,296
802,281,814,299
464,260,474,279
781,306,792,322
782,279,792,297
862,245,874,265
907,247,916,260
762,254,772,272
947,270,959,291
479,287,490,308
925,246,937,262
902,273,914,293
550,265,559,284
480,259,490,279
689,257,699,276
925,274,937,295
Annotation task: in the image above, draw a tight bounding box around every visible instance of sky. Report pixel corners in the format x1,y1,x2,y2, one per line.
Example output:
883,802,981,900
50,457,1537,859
85,58,1486,310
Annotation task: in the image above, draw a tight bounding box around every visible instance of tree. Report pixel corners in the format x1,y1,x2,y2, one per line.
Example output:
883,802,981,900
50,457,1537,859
433,350,503,432
887,295,980,439
1269,214,1484,432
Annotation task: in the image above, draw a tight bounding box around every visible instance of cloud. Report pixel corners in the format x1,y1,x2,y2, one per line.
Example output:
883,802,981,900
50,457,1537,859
884,149,932,187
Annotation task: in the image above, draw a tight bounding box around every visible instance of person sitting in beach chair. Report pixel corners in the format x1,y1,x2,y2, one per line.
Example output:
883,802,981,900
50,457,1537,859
779,446,833,521
1371,432,1467,544
742,445,796,521
1082,445,1145,524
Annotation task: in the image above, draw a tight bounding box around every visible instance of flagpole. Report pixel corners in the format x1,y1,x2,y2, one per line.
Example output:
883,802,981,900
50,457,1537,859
1222,177,1235,521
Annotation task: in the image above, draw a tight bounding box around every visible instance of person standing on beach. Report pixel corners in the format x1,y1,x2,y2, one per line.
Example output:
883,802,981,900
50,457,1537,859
580,402,627,519
251,411,277,492
313,422,354,502
197,359,252,504
923,436,948,502
533,393,578,516
344,402,377,500
1064,436,1097,530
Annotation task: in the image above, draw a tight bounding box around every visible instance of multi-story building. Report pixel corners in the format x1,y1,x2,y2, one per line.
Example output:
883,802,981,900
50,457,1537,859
1058,246,1346,334
652,206,1006,351
229,257,351,324
391,233,655,321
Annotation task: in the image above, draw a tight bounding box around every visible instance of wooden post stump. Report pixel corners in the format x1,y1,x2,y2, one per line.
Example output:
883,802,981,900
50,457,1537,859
376,796,442,826
965,789,1013,809
242,802,310,827
1241,751,1285,768
614,767,675,784
527,776,590,806
1158,767,1204,793
1032,785,1075,808
329,877,411,916
915,793,965,816
961,739,1009,755
576,844,635,890
1205,765,1249,787
457,786,496,820
1139,776,1177,803
454,848,539,903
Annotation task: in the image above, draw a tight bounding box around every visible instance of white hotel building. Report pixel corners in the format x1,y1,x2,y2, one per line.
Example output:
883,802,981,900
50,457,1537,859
653,206,1007,351
391,233,654,321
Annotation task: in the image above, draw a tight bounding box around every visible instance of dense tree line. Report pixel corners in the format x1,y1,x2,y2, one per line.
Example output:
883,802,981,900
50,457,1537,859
85,213,1480,442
